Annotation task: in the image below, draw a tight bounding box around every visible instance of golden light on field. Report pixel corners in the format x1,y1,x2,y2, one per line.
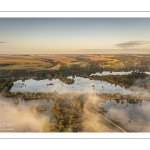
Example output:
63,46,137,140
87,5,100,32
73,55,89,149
34,56,76,64
0,56,47,64
88,57,111,61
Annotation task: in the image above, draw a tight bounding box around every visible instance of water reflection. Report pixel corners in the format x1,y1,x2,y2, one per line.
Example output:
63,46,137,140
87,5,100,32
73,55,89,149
10,77,132,94
91,71,150,76
99,100,150,132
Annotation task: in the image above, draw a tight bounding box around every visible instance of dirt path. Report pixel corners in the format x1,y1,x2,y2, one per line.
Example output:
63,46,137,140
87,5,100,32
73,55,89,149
90,109,126,132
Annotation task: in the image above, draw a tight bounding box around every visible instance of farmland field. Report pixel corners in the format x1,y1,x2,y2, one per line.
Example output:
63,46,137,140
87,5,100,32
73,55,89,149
0,54,119,70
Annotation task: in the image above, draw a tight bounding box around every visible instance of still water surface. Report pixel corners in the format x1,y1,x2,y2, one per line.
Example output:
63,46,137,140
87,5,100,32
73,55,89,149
91,71,150,76
10,76,132,94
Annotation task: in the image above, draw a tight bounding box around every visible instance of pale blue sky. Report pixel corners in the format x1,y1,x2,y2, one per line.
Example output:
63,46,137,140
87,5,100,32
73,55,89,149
0,18,150,54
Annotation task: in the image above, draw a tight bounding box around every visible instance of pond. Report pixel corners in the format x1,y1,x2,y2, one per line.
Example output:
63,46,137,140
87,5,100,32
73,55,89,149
99,99,150,132
91,71,150,76
10,76,132,94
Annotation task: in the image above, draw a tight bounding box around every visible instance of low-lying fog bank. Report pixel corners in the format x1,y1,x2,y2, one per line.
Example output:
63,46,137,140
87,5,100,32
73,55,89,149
0,96,56,132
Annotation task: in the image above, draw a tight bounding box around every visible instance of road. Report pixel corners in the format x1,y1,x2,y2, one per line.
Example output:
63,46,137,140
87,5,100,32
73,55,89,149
90,109,126,132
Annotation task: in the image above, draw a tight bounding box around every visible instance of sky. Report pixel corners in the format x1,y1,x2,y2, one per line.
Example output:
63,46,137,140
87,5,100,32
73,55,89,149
0,18,150,54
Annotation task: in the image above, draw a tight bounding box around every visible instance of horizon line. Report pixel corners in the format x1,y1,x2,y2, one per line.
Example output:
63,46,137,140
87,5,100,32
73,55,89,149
0,53,150,55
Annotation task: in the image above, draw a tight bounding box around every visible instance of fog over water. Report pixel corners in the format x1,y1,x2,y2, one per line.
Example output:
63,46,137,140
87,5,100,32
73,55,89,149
0,97,56,132
6,71,150,132
99,100,150,132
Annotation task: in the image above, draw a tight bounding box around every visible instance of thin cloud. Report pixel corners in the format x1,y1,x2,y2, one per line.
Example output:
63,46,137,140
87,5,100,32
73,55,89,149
115,41,150,49
0,42,7,47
